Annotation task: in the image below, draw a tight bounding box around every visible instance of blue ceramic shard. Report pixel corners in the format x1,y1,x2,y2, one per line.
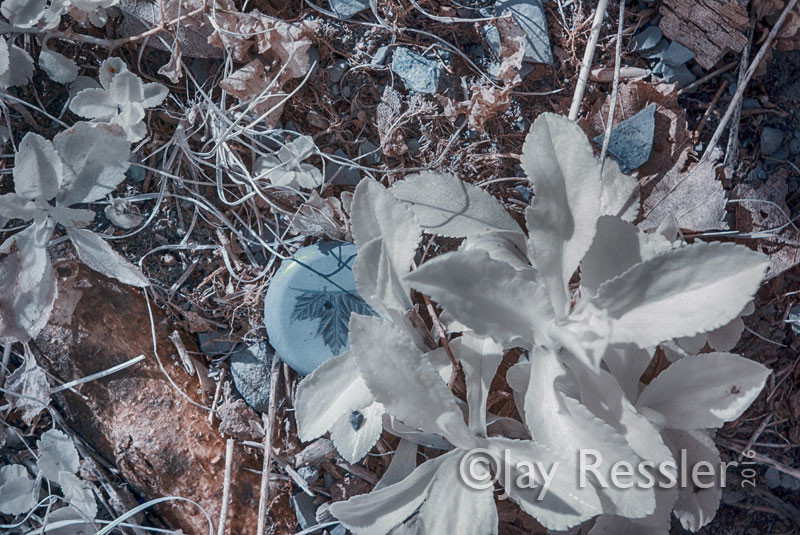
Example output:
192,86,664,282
390,47,441,94
264,241,374,375
593,103,657,173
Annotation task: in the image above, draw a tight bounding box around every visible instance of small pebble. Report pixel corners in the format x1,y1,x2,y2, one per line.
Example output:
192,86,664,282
230,342,274,413
631,26,662,52
594,103,656,173
328,0,369,19
390,47,441,94
760,127,784,156
327,60,348,84
662,41,695,67
789,137,800,155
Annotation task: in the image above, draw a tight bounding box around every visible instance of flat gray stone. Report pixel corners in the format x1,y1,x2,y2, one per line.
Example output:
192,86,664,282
326,149,361,185
291,493,318,530
663,41,695,67
197,331,237,356
329,0,369,19
786,304,800,335
631,26,662,52
230,342,274,413
495,0,553,64
359,139,381,165
660,63,696,88
761,127,784,156
371,46,389,66
390,47,441,94
594,103,656,173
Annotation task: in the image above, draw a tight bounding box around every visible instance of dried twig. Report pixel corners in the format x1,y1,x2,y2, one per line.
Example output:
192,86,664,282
702,0,800,161
600,0,626,165
256,357,282,535
568,0,610,120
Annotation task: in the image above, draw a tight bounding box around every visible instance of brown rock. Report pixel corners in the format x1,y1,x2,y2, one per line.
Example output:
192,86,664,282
35,262,261,535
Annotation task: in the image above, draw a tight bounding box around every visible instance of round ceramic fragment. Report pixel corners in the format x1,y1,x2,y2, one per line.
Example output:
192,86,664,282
229,342,274,413
263,241,373,375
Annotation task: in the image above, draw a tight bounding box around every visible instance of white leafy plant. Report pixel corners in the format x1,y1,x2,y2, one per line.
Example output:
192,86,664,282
0,429,97,523
1,0,119,30
254,135,324,190
0,120,149,344
69,57,168,142
295,114,771,534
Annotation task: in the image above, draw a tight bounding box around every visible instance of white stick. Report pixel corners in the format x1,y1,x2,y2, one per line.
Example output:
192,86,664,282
600,0,626,165
568,0,610,120
702,0,800,162
217,438,235,535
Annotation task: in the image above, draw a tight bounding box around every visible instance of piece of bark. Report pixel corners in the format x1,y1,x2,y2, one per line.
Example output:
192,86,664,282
659,0,749,69
34,262,261,535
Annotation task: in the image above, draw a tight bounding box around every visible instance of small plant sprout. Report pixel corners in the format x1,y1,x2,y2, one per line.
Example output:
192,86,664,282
294,113,772,534
70,57,168,142
0,121,148,343
0,428,97,521
253,135,324,189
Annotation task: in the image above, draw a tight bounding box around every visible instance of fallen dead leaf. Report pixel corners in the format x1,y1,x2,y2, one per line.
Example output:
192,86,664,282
733,171,800,278
580,81,728,232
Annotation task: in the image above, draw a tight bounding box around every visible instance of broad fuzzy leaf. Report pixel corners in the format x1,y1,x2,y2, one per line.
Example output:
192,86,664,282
37,429,80,481
663,429,722,531
0,38,8,76
349,315,474,449
601,344,653,402
329,401,384,463
69,88,117,120
599,158,640,222
453,333,504,436
580,217,648,294
405,249,553,347
374,438,417,491
59,472,97,519
417,453,498,535
351,179,421,316
0,464,36,515
39,47,78,84
486,437,603,531
592,242,769,347
0,193,36,224
4,348,51,424
99,57,128,89
13,132,70,201
590,514,669,535
330,451,450,535
462,230,532,272
390,171,522,238
294,350,375,442
636,353,770,429
67,228,150,287
0,219,57,343
522,113,602,315
0,45,34,89
567,356,673,467
1,0,45,27
524,348,655,519
54,122,131,206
